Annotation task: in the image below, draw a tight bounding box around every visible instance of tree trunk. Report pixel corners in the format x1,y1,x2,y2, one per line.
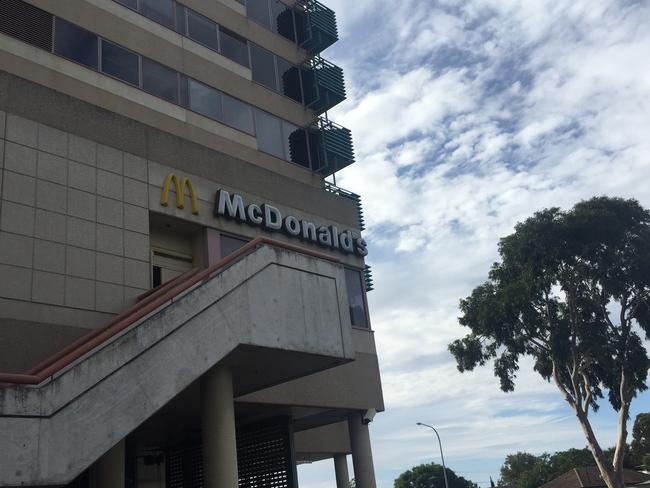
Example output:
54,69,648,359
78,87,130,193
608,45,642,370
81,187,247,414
575,410,625,488
613,372,630,478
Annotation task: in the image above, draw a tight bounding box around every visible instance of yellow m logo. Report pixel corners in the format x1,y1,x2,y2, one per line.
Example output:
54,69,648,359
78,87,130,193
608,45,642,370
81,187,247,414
161,173,199,215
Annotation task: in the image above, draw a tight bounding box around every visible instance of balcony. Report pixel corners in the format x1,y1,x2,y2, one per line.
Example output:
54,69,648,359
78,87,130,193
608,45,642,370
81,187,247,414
309,117,355,176
302,56,346,114
324,182,366,231
295,0,339,54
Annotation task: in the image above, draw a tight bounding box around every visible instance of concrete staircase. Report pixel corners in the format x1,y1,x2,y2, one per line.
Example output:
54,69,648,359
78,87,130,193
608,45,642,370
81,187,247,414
0,240,355,486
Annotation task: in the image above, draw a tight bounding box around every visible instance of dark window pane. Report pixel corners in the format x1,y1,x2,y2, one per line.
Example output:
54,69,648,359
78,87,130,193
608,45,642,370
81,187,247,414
301,68,317,106
179,75,189,107
294,9,307,45
115,0,137,10
255,110,284,159
284,124,309,168
220,235,248,259
270,0,295,41
247,0,271,28
187,9,218,50
189,79,222,120
222,95,254,135
142,58,178,103
175,4,187,35
308,131,323,171
345,269,369,328
152,266,162,288
101,40,139,86
277,57,302,103
54,18,98,69
250,44,277,91
220,27,249,67
140,0,174,29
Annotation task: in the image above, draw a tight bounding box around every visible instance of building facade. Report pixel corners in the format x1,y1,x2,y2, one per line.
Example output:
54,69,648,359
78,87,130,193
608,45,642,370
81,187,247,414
0,0,383,487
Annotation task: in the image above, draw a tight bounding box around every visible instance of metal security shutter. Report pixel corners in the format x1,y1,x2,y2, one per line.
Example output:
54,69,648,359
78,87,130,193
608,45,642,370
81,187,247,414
237,418,297,488
0,0,53,51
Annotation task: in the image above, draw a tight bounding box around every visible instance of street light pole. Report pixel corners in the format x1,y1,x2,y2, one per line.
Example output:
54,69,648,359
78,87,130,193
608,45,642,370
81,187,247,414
416,422,450,488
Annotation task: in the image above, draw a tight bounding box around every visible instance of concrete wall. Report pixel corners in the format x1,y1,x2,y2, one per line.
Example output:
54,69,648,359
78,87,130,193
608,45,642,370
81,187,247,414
0,101,364,371
0,112,151,325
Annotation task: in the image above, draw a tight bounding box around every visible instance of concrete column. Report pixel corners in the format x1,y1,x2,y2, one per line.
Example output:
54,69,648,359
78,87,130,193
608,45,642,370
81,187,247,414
348,412,377,488
95,439,125,488
202,365,239,488
334,454,350,488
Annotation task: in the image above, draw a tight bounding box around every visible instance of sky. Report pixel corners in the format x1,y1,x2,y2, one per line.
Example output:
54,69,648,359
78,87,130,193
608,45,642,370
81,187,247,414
297,0,650,487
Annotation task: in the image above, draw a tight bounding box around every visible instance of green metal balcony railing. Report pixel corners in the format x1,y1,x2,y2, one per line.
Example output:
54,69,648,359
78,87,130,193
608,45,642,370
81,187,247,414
364,265,374,292
323,182,366,231
295,0,339,54
309,117,355,177
302,56,346,114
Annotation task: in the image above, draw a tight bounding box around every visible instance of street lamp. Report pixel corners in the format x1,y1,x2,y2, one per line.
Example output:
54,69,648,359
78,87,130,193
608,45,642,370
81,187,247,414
416,422,450,488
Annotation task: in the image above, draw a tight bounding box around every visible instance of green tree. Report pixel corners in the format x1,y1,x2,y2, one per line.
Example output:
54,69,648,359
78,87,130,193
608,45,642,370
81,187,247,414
644,453,650,471
630,413,650,467
394,463,478,488
449,197,650,488
500,452,542,487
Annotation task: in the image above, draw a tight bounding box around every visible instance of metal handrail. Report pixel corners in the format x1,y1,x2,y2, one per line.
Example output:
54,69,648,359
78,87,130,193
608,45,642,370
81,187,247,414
0,237,340,386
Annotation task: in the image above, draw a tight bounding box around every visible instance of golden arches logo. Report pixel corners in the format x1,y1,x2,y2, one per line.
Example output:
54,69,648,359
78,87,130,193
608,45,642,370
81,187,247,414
160,173,199,215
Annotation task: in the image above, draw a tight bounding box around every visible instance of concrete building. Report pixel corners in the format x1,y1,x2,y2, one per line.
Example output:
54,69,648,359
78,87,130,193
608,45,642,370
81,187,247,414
0,0,383,486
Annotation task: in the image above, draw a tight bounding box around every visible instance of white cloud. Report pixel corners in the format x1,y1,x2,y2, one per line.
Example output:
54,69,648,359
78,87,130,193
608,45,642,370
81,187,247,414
301,0,650,486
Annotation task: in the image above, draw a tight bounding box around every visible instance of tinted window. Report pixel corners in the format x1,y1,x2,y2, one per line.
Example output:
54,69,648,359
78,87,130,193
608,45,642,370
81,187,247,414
270,1,295,41
250,44,277,91
220,235,248,259
284,124,309,168
142,58,178,103
277,57,302,103
189,80,222,121
54,18,98,69
222,95,255,135
247,0,271,28
220,27,249,67
255,110,284,159
345,269,369,328
187,9,218,50
175,4,187,35
101,41,140,86
115,0,137,9
140,0,175,29
179,75,189,107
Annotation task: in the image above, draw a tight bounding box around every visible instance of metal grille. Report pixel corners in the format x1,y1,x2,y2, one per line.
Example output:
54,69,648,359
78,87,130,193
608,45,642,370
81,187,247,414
237,419,296,488
166,445,204,488
164,418,296,488
0,0,53,51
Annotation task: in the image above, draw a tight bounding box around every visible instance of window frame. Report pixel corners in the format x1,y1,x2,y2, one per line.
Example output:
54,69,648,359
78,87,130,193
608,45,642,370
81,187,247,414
99,38,142,88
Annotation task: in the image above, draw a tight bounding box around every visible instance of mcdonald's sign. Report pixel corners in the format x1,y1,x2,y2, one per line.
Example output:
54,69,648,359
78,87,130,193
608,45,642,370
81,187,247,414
160,173,200,215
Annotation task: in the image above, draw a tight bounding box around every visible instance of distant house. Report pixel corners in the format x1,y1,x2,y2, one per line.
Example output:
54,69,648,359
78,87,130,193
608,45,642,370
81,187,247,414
540,468,650,488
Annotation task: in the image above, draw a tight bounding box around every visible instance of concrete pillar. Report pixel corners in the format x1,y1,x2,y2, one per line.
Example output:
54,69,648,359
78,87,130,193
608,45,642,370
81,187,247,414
348,412,377,488
95,439,125,488
202,365,239,488
334,454,350,488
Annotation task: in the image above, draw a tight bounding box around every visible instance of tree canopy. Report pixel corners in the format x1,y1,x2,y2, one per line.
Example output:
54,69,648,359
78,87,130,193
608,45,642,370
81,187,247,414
498,448,629,488
630,412,650,467
449,197,650,488
394,463,478,488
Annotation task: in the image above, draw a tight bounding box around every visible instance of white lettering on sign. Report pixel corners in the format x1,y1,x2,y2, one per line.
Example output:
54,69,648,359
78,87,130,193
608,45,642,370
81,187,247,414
215,190,368,257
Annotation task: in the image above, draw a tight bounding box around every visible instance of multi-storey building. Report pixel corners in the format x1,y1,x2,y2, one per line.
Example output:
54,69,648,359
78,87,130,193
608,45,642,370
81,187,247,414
0,0,383,487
